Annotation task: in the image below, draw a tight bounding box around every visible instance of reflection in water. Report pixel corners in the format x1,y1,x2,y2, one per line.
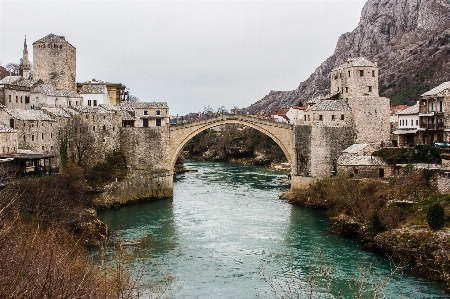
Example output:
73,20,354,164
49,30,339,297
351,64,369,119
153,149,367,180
96,160,449,298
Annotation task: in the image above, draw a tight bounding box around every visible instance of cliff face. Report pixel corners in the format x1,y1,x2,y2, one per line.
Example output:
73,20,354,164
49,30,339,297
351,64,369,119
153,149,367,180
247,0,450,113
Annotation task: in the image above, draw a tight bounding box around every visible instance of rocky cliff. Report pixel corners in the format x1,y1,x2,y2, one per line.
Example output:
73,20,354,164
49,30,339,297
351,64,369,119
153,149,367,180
247,0,450,113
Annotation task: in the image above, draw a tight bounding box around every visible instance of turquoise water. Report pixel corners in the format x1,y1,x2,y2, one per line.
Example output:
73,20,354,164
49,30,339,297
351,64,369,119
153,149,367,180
96,160,449,298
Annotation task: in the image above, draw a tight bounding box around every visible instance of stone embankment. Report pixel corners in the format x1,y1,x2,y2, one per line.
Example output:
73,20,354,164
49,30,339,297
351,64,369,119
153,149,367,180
92,170,173,208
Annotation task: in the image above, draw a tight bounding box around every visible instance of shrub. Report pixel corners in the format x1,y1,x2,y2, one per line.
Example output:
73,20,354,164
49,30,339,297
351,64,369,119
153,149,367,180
369,210,386,232
87,151,128,187
427,202,446,230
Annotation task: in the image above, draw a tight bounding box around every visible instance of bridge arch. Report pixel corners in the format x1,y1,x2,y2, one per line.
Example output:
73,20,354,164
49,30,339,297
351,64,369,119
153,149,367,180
168,115,294,174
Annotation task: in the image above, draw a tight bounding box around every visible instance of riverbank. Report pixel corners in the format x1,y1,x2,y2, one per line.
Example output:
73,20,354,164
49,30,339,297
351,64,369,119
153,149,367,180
281,171,450,290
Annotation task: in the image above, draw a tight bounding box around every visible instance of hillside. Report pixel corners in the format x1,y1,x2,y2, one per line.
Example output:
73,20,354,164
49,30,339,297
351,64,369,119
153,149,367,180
247,0,450,113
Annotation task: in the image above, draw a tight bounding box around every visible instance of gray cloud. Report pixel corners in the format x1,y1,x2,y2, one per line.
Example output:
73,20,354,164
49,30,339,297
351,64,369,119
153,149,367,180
0,0,366,115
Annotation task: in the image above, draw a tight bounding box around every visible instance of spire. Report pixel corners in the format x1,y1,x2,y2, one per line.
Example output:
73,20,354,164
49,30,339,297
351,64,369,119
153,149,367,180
23,36,28,55
20,35,31,79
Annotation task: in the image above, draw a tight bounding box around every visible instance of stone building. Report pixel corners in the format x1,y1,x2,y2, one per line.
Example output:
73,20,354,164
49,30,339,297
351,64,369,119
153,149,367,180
79,84,108,107
134,102,169,127
0,119,18,154
330,58,390,144
30,83,82,108
33,34,76,91
0,107,58,155
392,102,420,146
0,76,43,109
77,80,127,106
418,82,450,144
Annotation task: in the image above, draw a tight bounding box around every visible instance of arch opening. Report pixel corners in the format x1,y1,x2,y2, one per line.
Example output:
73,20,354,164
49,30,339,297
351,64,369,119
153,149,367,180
169,119,293,174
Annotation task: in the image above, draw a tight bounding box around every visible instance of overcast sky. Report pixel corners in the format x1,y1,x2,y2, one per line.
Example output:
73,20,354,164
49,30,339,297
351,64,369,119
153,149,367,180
0,0,366,115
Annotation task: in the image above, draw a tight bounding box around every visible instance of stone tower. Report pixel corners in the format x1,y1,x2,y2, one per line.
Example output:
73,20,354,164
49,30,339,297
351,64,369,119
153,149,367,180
19,36,31,79
330,57,390,143
32,34,76,91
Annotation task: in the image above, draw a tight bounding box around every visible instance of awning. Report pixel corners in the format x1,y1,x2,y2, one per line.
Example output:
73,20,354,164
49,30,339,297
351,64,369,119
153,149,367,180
419,112,435,117
392,129,418,135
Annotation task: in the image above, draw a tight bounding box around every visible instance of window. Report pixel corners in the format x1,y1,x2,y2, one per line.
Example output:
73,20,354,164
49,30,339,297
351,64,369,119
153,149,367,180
348,71,351,77
359,70,364,77
339,73,342,78
42,133,44,139
354,169,359,175
368,86,372,92
143,119,149,127
88,100,92,106
86,115,89,119
51,132,53,138
8,95,11,102
20,96,23,103
379,168,384,178
431,103,435,111
42,146,44,151
319,115,323,121
411,119,414,126
16,96,18,103
416,120,418,126
9,119,14,129
156,110,161,115
372,70,375,77
93,100,97,106
337,87,340,92
25,96,29,104
76,101,78,105
156,119,162,126
69,101,72,106
304,115,307,121
103,125,106,131
332,115,335,121
345,87,348,93
93,126,95,132
143,110,148,115
32,135,35,141
341,115,344,120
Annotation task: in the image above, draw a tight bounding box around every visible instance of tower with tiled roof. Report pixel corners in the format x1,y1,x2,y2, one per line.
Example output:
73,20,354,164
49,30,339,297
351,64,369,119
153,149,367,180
32,34,76,91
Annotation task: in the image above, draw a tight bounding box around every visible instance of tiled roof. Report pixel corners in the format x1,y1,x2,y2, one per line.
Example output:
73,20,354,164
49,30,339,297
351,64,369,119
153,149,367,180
337,155,386,166
76,106,111,114
390,115,398,123
291,106,307,110
31,84,80,97
79,84,107,94
41,107,72,118
0,76,22,84
305,97,322,105
99,104,121,111
121,110,135,121
396,103,419,115
421,82,450,97
309,99,351,111
332,57,377,71
116,101,135,110
0,121,16,133
62,107,80,115
135,102,168,109
342,144,369,154
33,33,68,44
4,108,56,121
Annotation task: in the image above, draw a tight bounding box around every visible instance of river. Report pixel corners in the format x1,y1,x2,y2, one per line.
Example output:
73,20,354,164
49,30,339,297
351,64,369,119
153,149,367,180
95,160,449,298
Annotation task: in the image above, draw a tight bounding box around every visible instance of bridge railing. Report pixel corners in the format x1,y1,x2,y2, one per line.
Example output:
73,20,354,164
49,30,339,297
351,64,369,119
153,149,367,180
169,113,293,130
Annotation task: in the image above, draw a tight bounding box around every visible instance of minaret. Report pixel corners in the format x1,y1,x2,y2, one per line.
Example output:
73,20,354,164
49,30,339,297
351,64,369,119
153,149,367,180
20,36,31,79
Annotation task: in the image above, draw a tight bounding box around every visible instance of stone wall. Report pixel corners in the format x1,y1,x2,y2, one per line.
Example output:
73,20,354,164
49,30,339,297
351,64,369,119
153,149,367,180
309,125,355,178
349,96,391,143
0,131,18,154
33,40,76,91
337,165,395,179
120,127,170,170
93,170,173,208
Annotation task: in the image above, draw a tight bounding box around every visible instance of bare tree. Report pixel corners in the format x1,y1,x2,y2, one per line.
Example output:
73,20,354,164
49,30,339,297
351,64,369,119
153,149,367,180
128,94,139,104
66,116,95,166
5,63,20,76
217,106,228,113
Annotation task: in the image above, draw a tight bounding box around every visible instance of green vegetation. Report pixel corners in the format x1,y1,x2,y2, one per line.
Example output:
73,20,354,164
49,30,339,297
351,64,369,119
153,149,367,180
427,202,446,230
86,151,128,187
372,145,441,164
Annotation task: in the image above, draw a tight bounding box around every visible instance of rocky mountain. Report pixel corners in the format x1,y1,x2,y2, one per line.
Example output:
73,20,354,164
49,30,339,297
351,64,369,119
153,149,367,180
247,0,450,114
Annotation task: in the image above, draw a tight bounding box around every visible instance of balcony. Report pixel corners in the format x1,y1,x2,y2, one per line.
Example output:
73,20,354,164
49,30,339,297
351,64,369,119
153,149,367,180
420,123,445,130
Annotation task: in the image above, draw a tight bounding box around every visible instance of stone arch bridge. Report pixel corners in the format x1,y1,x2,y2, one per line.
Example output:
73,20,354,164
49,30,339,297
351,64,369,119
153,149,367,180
168,114,295,173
